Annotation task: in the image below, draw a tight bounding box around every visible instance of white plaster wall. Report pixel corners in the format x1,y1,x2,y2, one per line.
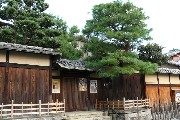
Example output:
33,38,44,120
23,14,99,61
9,51,50,66
145,74,180,85
145,74,158,84
145,74,170,84
170,74,180,84
159,74,170,84
0,50,6,62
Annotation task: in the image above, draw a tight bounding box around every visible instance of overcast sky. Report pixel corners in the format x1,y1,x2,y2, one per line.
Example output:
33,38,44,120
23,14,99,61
45,0,180,53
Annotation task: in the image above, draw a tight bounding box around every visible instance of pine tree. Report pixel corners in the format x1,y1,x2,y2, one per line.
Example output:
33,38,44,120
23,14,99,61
83,1,158,78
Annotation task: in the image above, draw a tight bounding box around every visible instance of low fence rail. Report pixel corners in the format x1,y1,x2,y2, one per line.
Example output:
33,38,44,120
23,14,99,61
96,97,150,110
0,99,65,119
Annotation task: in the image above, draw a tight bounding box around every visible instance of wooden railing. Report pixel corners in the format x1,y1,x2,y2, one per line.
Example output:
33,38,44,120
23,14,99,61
0,99,65,119
96,97,150,110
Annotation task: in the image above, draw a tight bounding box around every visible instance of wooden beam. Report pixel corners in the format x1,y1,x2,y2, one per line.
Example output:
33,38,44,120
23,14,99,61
49,55,52,102
3,50,9,103
157,72,160,105
169,73,172,97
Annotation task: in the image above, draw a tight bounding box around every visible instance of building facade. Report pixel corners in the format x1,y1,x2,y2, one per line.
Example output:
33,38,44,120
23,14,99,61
0,42,59,104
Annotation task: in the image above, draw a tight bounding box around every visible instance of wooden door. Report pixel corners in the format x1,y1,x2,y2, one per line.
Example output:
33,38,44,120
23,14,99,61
63,77,89,111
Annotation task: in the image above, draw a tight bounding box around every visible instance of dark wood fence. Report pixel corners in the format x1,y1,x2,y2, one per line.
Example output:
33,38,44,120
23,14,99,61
151,102,180,120
96,97,150,110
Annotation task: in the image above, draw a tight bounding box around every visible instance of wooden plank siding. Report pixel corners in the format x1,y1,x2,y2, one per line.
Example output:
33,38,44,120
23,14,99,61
52,71,146,111
52,77,89,111
0,66,50,104
0,67,5,103
146,85,180,106
111,74,145,100
51,70,106,111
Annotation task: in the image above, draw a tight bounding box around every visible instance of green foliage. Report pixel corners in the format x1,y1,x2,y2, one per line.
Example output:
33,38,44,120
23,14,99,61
0,0,66,48
138,43,168,66
58,26,84,60
0,0,83,60
85,40,158,78
83,0,157,78
83,0,152,51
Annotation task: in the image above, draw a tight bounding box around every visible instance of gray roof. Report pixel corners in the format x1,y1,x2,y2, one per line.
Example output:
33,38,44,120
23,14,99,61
56,58,180,74
56,59,90,70
166,50,180,57
0,42,60,55
165,50,180,66
0,19,13,26
158,67,180,74
168,60,180,66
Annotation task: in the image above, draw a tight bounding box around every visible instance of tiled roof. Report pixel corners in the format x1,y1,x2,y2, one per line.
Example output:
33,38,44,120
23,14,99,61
0,19,13,26
56,58,180,74
158,68,180,74
0,42,60,55
166,50,180,57
168,60,180,66
56,59,90,70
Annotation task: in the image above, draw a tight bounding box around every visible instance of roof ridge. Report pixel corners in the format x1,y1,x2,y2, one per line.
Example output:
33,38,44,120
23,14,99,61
0,42,60,55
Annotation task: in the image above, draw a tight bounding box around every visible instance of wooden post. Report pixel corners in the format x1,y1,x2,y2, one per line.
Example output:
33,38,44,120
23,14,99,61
64,99,65,112
157,73,160,105
1,103,3,118
107,98,109,111
95,99,97,109
56,100,58,113
123,97,125,110
30,102,32,116
169,73,172,100
39,100,41,116
118,100,120,109
11,100,14,118
113,101,114,109
48,102,49,115
137,97,139,109
21,102,23,117
133,100,135,108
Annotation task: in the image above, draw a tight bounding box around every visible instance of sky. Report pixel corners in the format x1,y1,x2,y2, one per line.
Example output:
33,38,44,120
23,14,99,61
45,0,180,53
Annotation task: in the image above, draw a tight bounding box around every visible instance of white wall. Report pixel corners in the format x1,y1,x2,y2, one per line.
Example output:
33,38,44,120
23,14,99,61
0,50,6,62
9,51,50,66
145,74,180,84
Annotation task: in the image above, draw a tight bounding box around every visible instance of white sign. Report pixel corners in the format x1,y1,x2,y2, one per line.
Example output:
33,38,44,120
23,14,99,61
176,92,180,102
90,80,97,93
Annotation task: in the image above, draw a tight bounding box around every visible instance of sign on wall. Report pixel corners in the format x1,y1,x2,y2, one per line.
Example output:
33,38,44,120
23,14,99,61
52,79,60,93
176,92,180,102
79,78,87,91
90,80,97,93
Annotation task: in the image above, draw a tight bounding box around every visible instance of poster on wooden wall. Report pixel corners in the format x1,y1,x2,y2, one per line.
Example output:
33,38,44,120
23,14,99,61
79,78,87,91
176,92,180,101
52,79,60,93
90,80,97,93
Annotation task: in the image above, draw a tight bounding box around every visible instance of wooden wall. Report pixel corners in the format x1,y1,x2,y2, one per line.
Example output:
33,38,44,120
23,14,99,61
52,70,106,111
52,71,145,111
0,67,5,103
146,85,180,106
0,66,50,104
111,74,145,100
0,50,52,104
145,73,180,106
